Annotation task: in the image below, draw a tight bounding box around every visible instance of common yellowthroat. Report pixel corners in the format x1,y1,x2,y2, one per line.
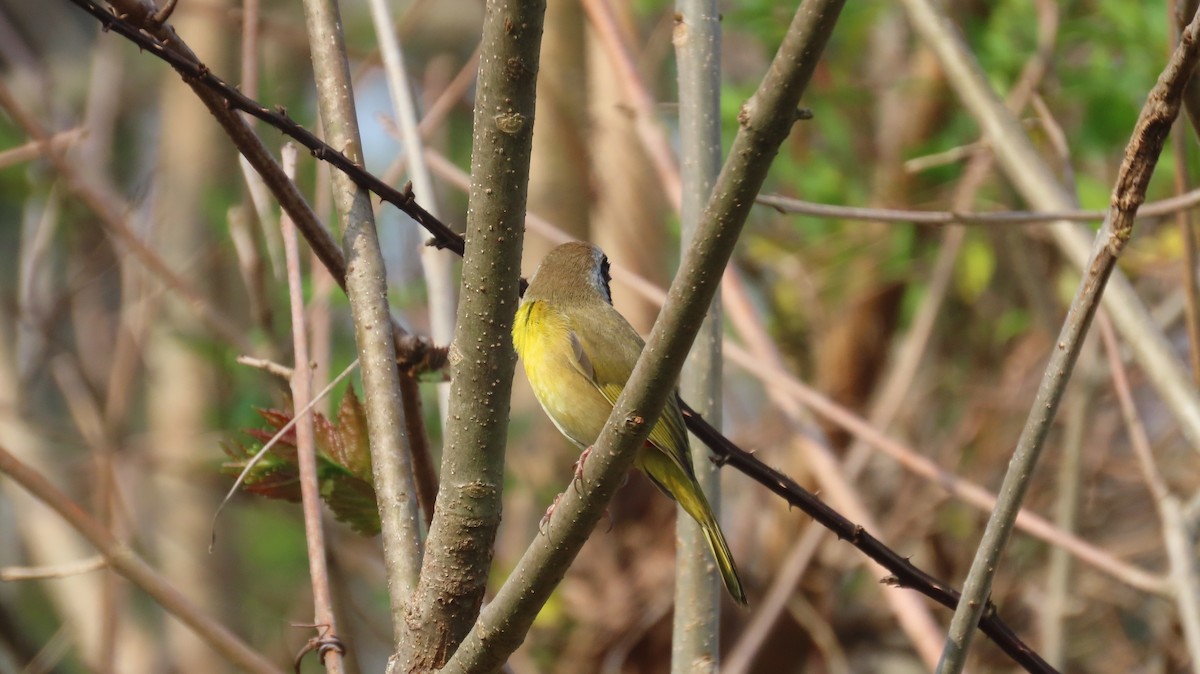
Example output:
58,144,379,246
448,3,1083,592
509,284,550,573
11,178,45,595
512,241,748,606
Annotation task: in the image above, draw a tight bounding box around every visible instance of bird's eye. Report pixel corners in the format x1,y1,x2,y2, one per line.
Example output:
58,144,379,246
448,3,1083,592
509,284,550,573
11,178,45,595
599,255,613,304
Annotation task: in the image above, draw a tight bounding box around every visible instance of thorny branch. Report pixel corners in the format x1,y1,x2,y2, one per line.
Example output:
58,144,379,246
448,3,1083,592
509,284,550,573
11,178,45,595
68,0,464,255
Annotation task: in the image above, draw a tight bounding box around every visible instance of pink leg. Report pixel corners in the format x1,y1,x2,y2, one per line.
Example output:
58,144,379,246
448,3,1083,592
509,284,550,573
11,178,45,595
539,492,563,535
572,445,593,493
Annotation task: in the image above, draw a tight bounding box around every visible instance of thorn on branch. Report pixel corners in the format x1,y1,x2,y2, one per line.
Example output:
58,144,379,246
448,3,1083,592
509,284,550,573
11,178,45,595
148,0,178,26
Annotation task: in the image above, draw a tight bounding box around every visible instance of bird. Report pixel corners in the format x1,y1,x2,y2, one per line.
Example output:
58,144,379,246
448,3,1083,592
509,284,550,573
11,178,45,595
512,241,748,606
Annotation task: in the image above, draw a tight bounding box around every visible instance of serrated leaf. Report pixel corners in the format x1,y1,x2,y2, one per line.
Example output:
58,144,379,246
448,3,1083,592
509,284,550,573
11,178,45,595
331,386,372,480
220,440,302,501
224,389,381,537
321,474,381,536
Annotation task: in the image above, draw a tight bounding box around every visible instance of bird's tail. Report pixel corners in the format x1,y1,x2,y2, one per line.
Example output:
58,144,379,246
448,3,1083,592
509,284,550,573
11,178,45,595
679,484,748,606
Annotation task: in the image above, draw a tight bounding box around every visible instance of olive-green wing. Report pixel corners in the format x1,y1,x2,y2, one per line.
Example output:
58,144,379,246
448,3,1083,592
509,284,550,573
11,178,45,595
566,306,696,481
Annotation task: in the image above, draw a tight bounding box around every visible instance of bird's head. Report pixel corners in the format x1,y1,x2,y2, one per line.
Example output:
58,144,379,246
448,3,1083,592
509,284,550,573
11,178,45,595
526,242,613,306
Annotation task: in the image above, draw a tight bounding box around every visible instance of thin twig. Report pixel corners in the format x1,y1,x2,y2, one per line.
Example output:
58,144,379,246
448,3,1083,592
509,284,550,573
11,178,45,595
0,444,285,674
0,128,85,169
378,44,482,193
237,355,294,380
933,6,1200,670
0,555,107,581
366,0,457,433
282,142,346,673
211,359,360,543
581,0,682,213
1099,314,1200,672
756,187,1200,226
901,0,1200,460
301,0,425,637
0,81,256,356
67,0,463,256
719,280,945,666
1172,1,1200,386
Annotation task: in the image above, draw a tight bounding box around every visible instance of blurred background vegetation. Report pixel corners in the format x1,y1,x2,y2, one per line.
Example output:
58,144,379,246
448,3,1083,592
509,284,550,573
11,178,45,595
1,0,1198,672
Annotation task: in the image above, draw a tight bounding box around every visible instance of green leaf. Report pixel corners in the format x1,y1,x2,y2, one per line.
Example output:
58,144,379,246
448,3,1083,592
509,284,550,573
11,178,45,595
222,387,382,536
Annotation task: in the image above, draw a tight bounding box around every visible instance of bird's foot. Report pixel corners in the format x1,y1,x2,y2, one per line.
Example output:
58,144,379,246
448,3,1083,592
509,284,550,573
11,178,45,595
571,445,593,494
539,492,564,535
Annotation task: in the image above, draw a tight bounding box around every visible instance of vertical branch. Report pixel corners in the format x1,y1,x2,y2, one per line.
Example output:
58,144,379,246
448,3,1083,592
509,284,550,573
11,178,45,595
1099,316,1200,672
281,143,346,674
299,0,425,640
366,0,459,426
933,9,1200,671
392,0,545,671
672,0,724,667
1173,0,1200,386
1038,348,1094,668
1173,130,1200,385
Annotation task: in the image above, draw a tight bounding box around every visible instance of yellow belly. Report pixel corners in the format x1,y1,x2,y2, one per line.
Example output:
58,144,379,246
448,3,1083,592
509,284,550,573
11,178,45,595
513,300,615,448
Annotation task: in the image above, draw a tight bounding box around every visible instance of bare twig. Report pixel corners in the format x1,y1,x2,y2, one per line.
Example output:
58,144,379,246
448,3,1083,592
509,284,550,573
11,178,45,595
282,142,346,674
1172,2,1200,386
366,0,457,430
0,81,256,356
1099,315,1200,671
378,44,482,192
0,128,85,169
72,0,442,538
756,187,1200,225
1,555,107,581
901,0,1200,458
719,279,945,666
68,0,462,257
931,6,1200,670
301,0,425,639
236,355,295,380
581,0,682,213
0,444,285,674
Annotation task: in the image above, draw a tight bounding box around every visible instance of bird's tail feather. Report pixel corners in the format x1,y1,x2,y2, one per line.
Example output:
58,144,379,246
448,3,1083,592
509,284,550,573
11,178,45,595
677,483,748,606
640,449,748,606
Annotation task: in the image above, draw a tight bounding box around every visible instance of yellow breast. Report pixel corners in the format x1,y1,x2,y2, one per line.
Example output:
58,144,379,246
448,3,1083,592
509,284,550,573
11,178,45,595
513,300,615,448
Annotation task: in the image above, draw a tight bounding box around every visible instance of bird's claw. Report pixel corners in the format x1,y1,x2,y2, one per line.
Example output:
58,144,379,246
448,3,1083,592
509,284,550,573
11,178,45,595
571,445,593,494
539,492,564,535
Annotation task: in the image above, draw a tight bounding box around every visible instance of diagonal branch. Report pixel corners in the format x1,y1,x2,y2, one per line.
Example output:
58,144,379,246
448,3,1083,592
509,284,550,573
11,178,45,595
0,444,285,674
923,6,1200,670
